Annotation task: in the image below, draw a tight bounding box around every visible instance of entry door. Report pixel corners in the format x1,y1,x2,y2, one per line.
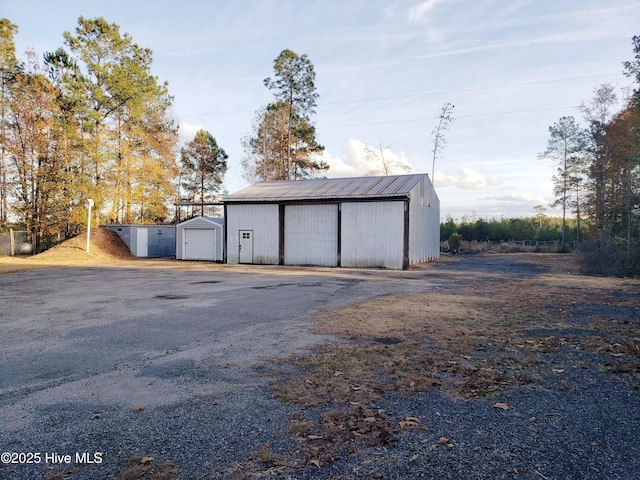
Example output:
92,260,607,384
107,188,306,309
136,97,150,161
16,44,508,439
239,230,253,263
136,228,148,257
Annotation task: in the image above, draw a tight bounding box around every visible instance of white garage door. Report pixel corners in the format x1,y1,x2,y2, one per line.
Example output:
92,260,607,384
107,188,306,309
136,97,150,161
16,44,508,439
285,204,338,266
184,228,216,260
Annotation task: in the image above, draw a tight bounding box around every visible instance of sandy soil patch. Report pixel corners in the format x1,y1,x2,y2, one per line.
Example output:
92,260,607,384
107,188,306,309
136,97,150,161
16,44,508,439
0,228,134,274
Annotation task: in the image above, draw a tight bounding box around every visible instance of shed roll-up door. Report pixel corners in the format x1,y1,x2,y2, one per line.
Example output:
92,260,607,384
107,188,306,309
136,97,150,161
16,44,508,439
184,228,216,260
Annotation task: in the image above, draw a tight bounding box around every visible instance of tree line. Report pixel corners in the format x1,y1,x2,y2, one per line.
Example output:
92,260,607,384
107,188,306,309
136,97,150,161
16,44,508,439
2,16,638,271
538,36,640,274
0,17,179,251
440,213,582,246
0,18,326,252
445,37,640,275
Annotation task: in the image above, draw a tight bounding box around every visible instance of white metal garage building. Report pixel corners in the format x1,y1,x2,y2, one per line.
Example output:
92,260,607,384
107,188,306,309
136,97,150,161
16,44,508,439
223,174,439,269
176,217,224,261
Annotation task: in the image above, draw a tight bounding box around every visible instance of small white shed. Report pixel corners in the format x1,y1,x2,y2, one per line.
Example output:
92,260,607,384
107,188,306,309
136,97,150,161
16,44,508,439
176,217,224,261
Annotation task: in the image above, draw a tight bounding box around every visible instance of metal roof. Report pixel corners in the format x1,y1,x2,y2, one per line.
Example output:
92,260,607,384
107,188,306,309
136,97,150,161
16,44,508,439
223,174,428,203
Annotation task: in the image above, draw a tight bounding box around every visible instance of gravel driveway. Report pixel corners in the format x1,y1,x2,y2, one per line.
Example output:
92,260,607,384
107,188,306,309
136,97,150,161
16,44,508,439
0,255,638,479
0,262,437,479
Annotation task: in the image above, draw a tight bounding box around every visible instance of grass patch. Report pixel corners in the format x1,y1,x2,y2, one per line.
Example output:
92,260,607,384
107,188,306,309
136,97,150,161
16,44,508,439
249,256,640,475
118,456,179,480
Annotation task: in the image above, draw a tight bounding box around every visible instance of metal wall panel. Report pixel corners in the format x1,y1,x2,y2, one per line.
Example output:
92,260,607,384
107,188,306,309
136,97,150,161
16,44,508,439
341,201,405,269
284,204,338,266
102,225,176,258
408,178,440,264
147,226,178,258
225,204,280,264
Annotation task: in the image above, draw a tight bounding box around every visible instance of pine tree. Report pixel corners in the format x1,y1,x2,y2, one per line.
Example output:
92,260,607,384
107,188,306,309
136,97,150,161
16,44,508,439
180,129,227,216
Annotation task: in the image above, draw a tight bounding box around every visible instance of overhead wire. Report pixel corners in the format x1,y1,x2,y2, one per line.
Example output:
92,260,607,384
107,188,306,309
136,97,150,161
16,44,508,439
178,72,623,135
177,72,621,118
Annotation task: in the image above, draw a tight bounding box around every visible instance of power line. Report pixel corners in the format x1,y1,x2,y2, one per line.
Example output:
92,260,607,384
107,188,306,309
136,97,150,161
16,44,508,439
177,73,620,118
319,74,620,106
209,105,581,136
316,106,580,130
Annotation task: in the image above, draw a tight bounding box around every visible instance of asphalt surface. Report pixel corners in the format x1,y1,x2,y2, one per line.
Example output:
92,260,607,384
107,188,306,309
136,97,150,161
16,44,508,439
0,262,442,479
1,256,638,480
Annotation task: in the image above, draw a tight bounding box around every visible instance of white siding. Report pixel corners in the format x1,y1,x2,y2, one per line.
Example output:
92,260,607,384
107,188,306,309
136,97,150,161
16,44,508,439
408,179,440,264
341,201,405,269
226,204,279,264
285,204,338,266
176,217,223,261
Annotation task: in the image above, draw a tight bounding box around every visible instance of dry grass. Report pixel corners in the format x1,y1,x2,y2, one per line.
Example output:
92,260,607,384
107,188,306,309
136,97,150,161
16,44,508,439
258,255,640,472
118,456,179,480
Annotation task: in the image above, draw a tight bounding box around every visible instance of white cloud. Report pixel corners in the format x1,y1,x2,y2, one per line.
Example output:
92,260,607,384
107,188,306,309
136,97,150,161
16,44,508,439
434,168,502,189
408,0,447,22
178,122,204,145
316,139,418,178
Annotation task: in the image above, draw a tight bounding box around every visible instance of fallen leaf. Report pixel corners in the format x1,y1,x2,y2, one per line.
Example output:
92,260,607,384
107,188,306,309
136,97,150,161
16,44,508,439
91,413,102,420
438,437,449,444
409,454,419,462
492,403,510,410
140,456,154,464
309,459,322,468
591,441,600,447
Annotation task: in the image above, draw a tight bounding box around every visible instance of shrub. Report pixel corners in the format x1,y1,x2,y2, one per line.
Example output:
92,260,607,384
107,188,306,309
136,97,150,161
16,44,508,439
447,233,463,251
579,235,640,277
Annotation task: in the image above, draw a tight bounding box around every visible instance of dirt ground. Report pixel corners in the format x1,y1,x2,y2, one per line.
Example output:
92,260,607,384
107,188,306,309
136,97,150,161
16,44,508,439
0,228,133,273
1,231,639,479
236,254,640,478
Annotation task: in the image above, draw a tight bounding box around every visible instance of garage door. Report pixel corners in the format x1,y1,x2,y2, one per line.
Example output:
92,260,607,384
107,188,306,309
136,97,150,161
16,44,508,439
284,204,338,266
184,229,216,260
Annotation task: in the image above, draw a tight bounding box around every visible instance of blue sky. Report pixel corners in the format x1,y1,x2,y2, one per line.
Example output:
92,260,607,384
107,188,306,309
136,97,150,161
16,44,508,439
3,0,638,220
